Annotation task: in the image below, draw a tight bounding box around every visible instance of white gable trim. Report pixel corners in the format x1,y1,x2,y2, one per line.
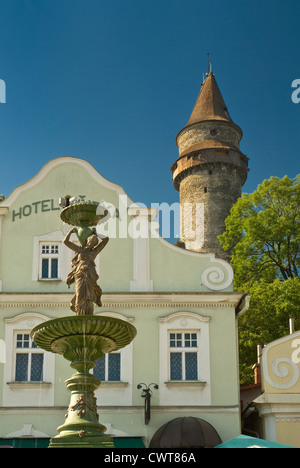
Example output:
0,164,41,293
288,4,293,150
2,156,134,207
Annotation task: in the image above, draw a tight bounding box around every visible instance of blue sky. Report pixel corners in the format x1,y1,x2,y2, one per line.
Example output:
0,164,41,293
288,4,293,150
0,0,299,211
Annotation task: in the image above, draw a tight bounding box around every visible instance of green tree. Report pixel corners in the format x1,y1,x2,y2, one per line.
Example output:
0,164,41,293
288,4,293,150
220,175,300,289
219,175,300,385
238,278,300,384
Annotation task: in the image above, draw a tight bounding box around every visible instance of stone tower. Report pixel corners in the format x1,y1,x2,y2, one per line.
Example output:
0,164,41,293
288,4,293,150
171,72,249,259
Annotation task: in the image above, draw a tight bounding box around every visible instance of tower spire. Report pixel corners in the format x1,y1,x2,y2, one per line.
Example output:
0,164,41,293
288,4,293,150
184,72,235,130
171,71,249,259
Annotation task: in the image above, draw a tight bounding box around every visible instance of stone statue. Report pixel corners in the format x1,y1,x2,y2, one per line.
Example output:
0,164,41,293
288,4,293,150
63,227,109,315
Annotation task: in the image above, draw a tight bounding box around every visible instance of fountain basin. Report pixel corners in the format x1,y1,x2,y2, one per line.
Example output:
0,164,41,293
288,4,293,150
60,202,108,227
60,202,109,245
31,315,136,373
31,316,137,448
31,315,136,353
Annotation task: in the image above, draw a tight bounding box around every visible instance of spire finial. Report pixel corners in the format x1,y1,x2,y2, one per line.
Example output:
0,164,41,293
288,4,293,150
206,52,213,76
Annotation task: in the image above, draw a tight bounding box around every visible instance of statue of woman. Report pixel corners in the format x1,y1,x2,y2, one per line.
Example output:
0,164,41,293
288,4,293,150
63,227,109,316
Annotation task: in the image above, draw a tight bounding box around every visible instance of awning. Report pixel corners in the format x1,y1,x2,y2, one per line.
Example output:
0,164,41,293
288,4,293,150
0,437,145,449
113,437,145,448
0,438,49,448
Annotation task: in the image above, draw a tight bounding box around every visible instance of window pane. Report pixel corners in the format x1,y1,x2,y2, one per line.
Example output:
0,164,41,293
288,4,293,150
169,333,175,347
108,354,121,381
185,333,191,347
16,334,23,348
185,333,197,348
41,258,49,278
185,353,198,380
169,333,183,347
176,333,182,347
94,355,105,381
23,334,30,348
31,354,44,381
170,353,182,380
16,334,30,348
51,258,58,278
15,354,28,381
191,333,197,347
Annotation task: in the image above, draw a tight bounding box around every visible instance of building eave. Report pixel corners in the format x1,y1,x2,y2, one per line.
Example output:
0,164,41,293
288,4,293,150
0,291,246,309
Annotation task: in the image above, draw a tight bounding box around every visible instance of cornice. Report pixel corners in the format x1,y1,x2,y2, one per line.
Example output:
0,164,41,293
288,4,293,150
0,291,245,309
0,207,9,217
0,404,240,415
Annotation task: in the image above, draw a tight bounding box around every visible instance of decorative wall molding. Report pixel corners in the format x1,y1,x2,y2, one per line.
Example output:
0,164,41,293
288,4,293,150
0,292,245,309
158,311,211,323
128,206,154,292
261,331,300,391
201,260,233,291
264,357,300,390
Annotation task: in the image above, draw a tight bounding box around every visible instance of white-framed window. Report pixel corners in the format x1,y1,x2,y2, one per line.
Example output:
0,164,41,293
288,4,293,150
3,313,55,407
169,331,199,381
159,311,211,406
14,332,44,382
39,242,60,280
32,231,100,284
94,353,121,382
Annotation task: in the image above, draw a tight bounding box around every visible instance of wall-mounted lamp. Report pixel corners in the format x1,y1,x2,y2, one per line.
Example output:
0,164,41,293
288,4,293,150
137,383,159,425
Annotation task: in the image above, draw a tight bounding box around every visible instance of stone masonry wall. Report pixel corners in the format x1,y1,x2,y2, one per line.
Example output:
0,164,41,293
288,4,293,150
176,121,242,156
179,163,243,260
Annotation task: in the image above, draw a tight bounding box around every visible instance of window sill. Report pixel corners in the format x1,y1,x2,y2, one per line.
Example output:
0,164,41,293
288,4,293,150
38,278,62,282
99,381,129,388
164,380,207,388
7,381,52,390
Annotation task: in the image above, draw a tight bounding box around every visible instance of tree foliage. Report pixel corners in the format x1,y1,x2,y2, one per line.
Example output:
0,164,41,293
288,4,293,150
219,175,300,385
219,175,300,289
238,278,300,384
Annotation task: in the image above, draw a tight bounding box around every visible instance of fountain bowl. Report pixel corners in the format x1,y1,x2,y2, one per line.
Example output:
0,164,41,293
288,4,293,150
60,202,108,228
31,315,136,368
31,315,137,448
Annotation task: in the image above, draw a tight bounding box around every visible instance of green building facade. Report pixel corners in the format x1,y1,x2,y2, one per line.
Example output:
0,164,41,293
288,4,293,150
0,156,248,447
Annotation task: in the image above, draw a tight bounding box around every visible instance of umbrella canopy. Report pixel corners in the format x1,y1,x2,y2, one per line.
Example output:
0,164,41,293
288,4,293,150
216,435,295,448
149,417,222,448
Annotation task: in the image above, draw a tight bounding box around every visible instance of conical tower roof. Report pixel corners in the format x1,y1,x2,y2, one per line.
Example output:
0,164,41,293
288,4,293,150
185,72,233,126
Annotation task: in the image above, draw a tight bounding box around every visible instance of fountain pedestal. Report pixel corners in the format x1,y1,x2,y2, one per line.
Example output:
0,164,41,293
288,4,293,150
31,200,136,447
31,316,136,448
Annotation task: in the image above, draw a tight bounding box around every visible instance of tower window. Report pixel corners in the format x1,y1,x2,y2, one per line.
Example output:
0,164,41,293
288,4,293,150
204,187,208,193
209,170,213,175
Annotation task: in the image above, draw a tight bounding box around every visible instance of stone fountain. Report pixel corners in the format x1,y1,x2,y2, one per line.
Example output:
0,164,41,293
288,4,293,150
31,201,137,448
